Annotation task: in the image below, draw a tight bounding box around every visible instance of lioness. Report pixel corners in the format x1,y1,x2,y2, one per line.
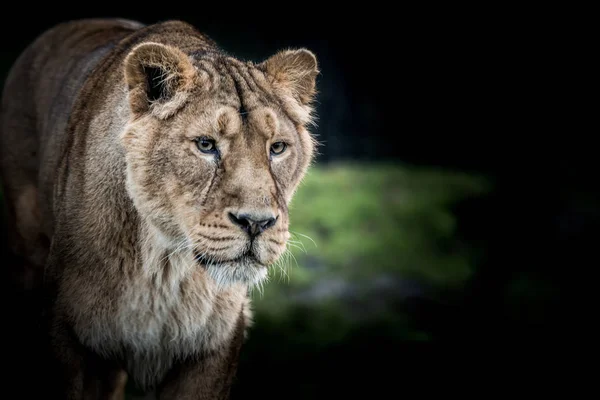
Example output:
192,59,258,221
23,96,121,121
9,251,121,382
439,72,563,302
0,18,318,399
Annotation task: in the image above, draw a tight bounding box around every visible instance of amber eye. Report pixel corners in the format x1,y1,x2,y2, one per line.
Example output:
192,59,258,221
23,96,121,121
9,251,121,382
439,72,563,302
270,141,287,156
196,137,217,154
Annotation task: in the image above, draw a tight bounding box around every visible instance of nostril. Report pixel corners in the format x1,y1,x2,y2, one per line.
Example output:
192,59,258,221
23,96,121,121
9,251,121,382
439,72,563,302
260,216,277,231
228,212,250,230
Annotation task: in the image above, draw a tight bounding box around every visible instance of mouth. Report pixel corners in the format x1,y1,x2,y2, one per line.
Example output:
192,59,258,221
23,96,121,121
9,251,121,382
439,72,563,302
194,250,263,268
194,249,269,288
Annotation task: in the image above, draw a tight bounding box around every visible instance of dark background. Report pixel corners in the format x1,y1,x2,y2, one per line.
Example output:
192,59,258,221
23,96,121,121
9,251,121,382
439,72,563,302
0,5,586,396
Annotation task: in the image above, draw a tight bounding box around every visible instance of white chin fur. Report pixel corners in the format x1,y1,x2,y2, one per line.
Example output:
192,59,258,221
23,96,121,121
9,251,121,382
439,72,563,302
204,260,268,289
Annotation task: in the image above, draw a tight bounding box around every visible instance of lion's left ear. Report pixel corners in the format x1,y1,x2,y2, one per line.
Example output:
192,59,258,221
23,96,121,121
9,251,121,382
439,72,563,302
124,42,197,119
259,49,319,106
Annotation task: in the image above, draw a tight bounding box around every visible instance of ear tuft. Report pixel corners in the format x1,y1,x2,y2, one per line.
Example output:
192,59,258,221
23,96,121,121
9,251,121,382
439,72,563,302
261,49,319,106
124,42,196,119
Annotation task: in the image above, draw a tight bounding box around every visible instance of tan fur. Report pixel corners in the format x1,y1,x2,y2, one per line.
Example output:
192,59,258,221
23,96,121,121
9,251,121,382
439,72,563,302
0,18,318,399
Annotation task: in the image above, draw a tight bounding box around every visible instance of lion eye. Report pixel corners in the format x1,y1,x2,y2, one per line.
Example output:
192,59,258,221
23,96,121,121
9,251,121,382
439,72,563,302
270,142,287,156
196,137,217,154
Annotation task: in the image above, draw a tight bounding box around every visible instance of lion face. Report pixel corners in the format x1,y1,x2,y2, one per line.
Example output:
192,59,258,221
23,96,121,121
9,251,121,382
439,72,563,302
121,42,318,287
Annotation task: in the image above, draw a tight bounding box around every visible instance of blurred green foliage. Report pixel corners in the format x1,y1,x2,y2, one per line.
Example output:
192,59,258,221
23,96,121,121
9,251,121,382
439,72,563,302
252,161,490,317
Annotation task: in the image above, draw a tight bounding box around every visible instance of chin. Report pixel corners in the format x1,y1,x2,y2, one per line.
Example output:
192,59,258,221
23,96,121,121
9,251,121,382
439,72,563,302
195,253,269,289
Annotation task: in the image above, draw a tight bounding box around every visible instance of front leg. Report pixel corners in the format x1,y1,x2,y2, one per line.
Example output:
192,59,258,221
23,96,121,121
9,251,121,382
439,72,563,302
157,312,246,400
44,255,127,400
47,314,86,399
47,313,127,400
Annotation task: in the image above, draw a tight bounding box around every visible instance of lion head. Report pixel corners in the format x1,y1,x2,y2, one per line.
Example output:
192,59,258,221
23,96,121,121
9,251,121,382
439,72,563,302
120,41,318,287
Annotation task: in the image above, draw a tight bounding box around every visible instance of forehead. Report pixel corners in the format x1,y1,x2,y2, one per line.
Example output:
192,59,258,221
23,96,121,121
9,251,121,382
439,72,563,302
209,106,281,141
188,57,295,136
192,56,279,111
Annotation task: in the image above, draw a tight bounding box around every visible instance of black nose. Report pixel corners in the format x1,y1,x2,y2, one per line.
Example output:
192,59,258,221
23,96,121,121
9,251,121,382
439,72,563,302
228,212,278,237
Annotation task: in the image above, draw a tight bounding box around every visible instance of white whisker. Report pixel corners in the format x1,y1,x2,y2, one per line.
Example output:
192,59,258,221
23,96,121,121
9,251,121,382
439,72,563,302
286,242,306,254
290,230,317,248
287,239,307,253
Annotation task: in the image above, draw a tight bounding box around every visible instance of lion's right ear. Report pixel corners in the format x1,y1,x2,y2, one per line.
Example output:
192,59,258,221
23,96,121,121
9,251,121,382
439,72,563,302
124,42,196,119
